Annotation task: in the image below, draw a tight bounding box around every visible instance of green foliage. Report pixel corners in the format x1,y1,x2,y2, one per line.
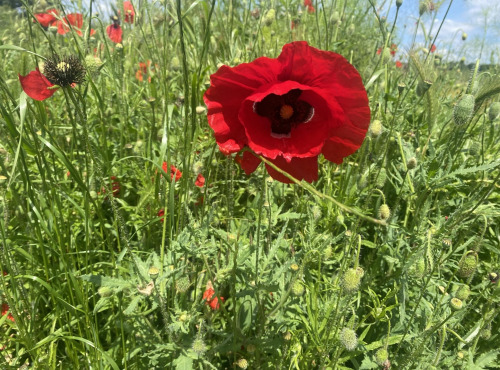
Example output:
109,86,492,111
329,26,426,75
0,0,499,368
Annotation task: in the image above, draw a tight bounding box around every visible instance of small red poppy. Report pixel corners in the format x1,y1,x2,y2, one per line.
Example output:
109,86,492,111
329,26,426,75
57,13,81,35
307,5,315,13
18,68,57,101
203,286,224,310
34,9,58,27
430,44,437,53
203,41,370,183
1,303,14,322
304,0,312,6
107,17,123,43
135,61,152,82
123,1,135,23
195,173,205,188
395,60,403,68
162,162,182,181
157,209,165,223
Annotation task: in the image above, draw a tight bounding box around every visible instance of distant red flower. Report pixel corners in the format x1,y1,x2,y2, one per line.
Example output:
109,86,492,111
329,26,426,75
18,68,57,101
307,5,315,13
110,176,120,197
395,60,403,68
157,209,165,223
304,0,312,5
390,43,397,56
123,1,135,23
430,44,437,53
203,283,224,310
107,16,123,43
195,173,205,187
376,47,382,55
2,271,7,276
203,41,370,183
1,303,14,322
34,9,58,27
162,162,182,181
135,61,152,82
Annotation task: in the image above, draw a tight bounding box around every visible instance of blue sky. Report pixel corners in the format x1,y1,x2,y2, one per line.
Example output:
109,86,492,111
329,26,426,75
387,0,500,63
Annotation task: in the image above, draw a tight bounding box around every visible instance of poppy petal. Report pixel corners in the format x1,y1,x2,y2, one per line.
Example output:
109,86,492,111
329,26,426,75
18,68,57,101
264,155,318,183
106,24,123,43
235,151,261,175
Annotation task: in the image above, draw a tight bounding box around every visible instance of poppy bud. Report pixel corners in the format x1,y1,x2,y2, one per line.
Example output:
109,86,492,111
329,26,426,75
339,328,358,351
263,9,275,26
462,32,467,41
407,157,417,169
396,0,403,8
369,119,383,138
409,257,426,278
453,94,475,125
171,56,180,71
398,82,406,94
457,251,478,278
375,168,387,188
331,11,340,24
488,102,500,121
98,286,113,297
192,338,206,356
455,285,470,301
175,277,190,293
85,55,103,76
342,267,363,293
323,245,333,260
375,349,389,366
292,280,305,296
450,297,463,311
378,204,391,220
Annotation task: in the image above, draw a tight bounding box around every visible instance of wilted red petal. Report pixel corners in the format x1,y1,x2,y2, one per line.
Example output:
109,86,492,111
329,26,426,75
264,156,318,183
195,173,205,187
124,1,135,23
106,24,123,43
18,68,57,101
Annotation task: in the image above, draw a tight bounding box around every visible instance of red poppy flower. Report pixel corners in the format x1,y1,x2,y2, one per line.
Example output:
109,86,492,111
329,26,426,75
395,60,403,68
57,13,82,35
203,41,370,183
18,68,57,101
123,1,135,23
34,9,58,27
430,44,437,53
1,303,14,322
157,209,165,223
107,16,123,43
195,173,205,187
162,162,182,181
135,61,151,82
203,286,224,310
390,43,397,56
110,176,120,197
304,0,312,6
307,5,315,13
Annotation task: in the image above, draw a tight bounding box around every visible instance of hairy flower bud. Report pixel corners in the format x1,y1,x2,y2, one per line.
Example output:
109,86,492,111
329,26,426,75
235,359,248,369
454,94,475,125
342,268,363,293
263,9,275,26
458,251,478,278
407,157,418,169
339,328,358,351
378,204,391,220
455,285,471,301
292,280,305,296
375,349,389,366
369,119,383,138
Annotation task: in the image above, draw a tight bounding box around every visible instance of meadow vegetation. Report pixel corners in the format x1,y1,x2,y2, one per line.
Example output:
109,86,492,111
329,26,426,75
0,0,499,368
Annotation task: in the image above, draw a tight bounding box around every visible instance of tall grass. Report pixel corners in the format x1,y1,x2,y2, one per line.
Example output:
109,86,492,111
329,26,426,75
0,0,499,368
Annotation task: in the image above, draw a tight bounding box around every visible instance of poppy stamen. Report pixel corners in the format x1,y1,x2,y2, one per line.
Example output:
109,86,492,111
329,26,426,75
280,105,294,119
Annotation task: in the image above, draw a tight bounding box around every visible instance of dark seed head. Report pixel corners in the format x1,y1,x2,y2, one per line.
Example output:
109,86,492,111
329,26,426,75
43,55,86,87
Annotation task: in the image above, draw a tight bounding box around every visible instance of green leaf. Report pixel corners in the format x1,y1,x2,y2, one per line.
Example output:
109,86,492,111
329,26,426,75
174,353,193,370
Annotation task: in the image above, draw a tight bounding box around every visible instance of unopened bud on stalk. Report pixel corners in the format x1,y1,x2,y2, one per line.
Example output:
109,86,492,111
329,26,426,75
462,32,467,41
378,204,391,220
342,268,363,293
458,250,478,277
488,102,500,121
263,9,275,26
398,82,406,94
369,120,383,138
407,157,418,169
453,94,475,125
375,349,389,366
416,80,433,96
396,0,403,8
455,285,471,301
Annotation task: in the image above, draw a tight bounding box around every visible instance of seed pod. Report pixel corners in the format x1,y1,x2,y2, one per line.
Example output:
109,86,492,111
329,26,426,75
416,79,433,96
397,82,406,94
396,0,403,8
453,94,475,125
148,266,159,279
339,328,358,351
407,157,418,169
457,251,478,278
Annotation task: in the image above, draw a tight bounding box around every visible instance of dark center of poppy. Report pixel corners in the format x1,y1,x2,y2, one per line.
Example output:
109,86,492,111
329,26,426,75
254,89,314,137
